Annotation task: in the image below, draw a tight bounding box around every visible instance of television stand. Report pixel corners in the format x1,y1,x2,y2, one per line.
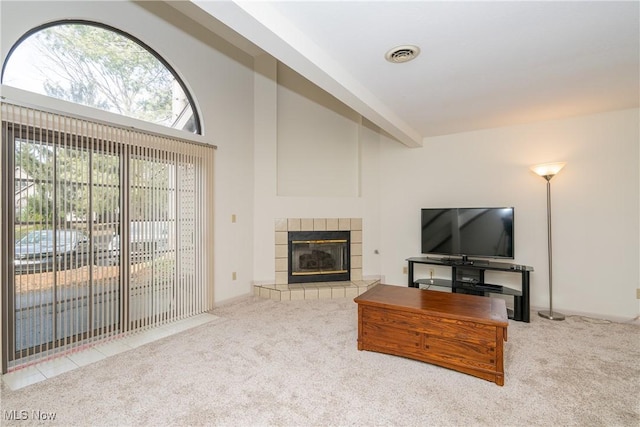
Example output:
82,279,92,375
406,257,533,322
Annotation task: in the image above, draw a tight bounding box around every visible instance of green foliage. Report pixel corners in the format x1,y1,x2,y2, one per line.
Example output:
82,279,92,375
21,193,54,223
15,139,53,181
15,139,122,224
11,25,184,225
33,24,174,125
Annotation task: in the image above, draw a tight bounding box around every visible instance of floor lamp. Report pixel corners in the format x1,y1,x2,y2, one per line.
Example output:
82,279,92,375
531,162,566,321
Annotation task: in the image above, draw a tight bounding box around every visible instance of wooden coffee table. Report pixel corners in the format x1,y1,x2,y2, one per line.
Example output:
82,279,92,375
354,284,508,386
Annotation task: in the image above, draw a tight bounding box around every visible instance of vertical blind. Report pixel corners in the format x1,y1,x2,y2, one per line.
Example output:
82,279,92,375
1,102,215,372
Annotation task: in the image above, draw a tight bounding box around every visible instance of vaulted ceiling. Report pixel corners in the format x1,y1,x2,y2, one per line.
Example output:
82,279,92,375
171,1,639,147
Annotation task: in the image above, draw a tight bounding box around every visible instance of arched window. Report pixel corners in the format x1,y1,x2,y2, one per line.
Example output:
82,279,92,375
2,21,200,133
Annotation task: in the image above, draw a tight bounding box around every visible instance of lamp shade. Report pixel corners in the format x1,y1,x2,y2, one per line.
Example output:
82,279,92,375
530,162,566,179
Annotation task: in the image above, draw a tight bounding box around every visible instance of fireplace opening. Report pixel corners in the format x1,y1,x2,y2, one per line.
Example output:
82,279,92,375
288,231,350,284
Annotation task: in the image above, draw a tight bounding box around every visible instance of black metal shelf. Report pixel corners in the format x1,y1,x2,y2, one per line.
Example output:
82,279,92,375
414,278,522,296
407,257,532,322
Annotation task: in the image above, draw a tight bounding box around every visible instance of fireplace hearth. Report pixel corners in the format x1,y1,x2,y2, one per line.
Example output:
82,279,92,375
288,231,350,283
253,217,376,301
273,217,363,287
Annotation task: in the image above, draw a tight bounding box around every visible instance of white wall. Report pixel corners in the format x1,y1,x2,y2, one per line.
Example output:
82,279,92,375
252,56,382,284
276,63,360,197
378,108,639,321
0,1,256,303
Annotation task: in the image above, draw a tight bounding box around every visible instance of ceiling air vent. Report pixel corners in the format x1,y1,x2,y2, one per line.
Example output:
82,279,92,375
385,45,420,63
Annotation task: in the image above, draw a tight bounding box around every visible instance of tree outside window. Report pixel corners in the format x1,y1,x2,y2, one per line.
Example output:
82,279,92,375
2,22,198,133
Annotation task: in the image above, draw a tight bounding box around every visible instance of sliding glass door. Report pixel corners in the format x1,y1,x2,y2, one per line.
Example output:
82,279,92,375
7,126,122,362
2,103,215,372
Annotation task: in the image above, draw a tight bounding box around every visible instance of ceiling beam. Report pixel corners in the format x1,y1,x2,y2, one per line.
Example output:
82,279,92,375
190,0,423,148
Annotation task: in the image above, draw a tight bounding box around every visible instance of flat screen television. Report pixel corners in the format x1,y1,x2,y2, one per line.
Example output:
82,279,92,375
421,207,514,261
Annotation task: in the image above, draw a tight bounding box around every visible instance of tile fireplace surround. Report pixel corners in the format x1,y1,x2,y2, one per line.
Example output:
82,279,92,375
253,218,380,301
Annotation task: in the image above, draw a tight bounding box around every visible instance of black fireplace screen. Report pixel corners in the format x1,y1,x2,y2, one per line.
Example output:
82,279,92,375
288,231,350,283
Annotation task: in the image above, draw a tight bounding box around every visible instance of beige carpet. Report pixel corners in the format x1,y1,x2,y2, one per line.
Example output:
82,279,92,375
1,294,639,426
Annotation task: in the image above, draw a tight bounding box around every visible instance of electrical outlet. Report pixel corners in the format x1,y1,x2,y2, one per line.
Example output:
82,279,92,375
636,288,640,299
232,272,237,281
402,266,408,274
231,214,237,223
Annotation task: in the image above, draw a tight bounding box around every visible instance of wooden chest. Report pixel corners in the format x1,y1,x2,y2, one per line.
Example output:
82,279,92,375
354,284,508,386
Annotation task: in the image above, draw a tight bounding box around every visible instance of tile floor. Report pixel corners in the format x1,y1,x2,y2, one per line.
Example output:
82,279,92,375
1,312,218,391
253,279,380,301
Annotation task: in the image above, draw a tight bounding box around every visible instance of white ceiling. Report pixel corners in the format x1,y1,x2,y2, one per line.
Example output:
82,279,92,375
180,1,639,147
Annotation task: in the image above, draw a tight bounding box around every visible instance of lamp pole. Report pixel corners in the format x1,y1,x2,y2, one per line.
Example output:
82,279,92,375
531,162,566,321
538,176,564,320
